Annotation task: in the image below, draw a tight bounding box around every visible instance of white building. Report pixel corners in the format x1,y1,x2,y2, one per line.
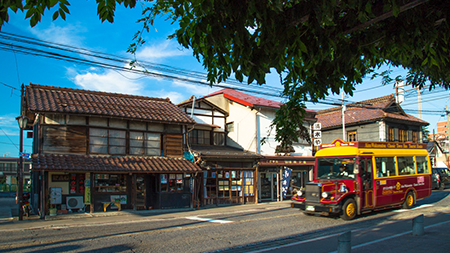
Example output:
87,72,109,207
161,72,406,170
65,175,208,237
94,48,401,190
179,89,317,203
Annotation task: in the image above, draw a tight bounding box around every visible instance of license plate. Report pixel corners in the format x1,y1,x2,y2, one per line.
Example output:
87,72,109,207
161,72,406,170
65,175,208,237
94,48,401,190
306,205,315,212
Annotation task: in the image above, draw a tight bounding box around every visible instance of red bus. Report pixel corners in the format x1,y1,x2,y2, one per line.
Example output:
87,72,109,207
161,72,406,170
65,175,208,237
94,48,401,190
292,139,432,220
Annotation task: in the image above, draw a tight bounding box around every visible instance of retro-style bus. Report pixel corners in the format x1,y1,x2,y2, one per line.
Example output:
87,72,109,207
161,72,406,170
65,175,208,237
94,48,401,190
291,139,432,220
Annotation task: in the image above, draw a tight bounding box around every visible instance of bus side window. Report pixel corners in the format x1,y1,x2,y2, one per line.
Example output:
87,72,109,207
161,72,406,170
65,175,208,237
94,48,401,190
416,156,429,174
375,157,396,177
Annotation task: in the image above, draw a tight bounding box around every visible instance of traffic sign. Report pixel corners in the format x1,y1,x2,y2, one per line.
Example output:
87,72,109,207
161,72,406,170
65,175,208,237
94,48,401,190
19,152,30,159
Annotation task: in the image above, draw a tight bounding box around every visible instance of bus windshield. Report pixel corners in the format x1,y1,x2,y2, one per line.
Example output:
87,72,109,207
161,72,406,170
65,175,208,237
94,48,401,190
317,157,357,180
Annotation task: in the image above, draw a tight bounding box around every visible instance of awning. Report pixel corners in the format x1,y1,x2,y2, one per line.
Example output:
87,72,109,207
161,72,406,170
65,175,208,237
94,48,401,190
32,154,202,173
259,156,315,167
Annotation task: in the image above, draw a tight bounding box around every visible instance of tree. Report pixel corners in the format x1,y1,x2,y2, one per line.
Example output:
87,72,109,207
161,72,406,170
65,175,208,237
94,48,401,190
3,1,450,148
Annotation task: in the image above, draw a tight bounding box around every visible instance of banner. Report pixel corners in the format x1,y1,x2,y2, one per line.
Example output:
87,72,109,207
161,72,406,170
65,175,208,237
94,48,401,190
281,168,292,199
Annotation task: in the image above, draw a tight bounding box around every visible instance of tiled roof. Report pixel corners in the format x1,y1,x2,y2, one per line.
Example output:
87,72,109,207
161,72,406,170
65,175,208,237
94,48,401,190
316,94,428,129
26,83,195,124
191,145,261,159
32,154,201,173
203,88,316,113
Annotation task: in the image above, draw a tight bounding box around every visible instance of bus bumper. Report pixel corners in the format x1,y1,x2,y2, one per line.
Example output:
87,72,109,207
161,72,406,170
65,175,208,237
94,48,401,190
291,202,341,214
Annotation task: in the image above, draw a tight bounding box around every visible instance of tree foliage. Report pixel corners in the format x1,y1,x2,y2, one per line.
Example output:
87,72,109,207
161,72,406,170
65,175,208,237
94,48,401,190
2,0,450,148
132,0,450,148
0,0,136,28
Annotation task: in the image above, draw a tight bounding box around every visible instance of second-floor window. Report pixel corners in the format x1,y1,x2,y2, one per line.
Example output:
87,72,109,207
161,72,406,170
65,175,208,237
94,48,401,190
399,129,408,142
348,131,357,142
89,128,126,155
412,131,418,143
130,132,161,156
189,130,210,145
388,127,395,142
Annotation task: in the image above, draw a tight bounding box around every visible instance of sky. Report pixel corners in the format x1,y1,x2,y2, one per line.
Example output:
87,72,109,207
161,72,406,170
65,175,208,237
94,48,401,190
0,2,449,157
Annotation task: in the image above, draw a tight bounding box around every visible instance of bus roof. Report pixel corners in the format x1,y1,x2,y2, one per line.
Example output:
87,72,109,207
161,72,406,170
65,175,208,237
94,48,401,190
316,139,428,157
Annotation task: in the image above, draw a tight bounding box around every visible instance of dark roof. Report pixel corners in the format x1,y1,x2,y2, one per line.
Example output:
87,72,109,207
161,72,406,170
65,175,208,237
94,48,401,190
26,83,195,124
32,154,201,173
203,88,316,113
316,94,428,129
190,145,261,159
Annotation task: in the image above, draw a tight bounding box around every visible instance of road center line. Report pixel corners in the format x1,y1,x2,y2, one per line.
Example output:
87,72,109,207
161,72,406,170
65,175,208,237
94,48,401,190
185,216,233,224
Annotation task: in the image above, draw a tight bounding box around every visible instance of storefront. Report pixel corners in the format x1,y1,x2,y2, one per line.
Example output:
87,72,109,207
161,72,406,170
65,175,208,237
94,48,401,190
33,154,201,215
258,156,314,202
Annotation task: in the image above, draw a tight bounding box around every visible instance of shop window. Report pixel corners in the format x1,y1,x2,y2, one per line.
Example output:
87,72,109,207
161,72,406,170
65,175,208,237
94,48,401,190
204,171,217,198
130,131,161,156
89,128,126,155
160,174,184,192
69,173,85,194
243,171,254,196
94,174,127,193
231,171,243,197
189,130,211,145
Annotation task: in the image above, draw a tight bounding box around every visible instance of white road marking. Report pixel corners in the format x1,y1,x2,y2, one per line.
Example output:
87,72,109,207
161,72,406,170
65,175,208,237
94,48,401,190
185,216,233,224
394,204,433,212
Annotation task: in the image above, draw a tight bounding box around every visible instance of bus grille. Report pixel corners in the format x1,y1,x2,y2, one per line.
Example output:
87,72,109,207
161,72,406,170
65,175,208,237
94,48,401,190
305,183,321,203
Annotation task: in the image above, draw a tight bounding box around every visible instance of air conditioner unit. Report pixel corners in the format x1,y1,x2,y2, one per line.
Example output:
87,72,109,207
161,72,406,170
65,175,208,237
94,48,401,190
66,196,84,210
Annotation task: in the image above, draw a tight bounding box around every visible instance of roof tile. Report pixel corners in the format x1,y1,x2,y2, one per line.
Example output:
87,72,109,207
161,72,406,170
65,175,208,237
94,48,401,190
32,154,201,173
26,83,195,124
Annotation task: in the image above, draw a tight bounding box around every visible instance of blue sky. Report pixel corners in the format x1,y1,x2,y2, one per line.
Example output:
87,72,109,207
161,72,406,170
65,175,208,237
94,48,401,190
0,2,448,157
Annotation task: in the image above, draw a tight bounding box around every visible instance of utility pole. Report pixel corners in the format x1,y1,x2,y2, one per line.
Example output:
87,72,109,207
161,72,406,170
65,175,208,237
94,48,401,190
446,105,450,165
417,87,422,119
342,93,346,141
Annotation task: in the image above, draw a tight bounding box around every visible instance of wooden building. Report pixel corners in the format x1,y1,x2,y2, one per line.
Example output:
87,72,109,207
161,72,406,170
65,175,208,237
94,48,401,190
25,84,201,216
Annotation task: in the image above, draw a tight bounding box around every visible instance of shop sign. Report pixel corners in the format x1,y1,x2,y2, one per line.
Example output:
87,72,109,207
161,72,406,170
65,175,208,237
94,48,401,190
85,173,91,205
52,174,69,182
281,168,292,199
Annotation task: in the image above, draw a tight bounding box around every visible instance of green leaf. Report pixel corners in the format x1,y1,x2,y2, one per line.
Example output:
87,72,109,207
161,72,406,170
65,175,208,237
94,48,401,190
52,11,59,21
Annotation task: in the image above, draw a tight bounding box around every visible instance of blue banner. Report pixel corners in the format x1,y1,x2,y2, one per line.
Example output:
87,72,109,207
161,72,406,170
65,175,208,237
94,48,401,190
281,168,292,199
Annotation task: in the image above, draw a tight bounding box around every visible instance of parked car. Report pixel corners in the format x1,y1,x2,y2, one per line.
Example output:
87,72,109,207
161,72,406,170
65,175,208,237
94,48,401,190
432,167,450,190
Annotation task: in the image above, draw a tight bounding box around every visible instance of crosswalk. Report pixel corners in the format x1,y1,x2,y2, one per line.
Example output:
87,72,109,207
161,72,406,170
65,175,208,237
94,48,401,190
185,216,233,224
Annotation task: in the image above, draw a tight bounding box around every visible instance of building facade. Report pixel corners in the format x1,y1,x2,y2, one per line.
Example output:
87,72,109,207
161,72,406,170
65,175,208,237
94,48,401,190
25,84,201,216
316,95,429,144
179,89,317,204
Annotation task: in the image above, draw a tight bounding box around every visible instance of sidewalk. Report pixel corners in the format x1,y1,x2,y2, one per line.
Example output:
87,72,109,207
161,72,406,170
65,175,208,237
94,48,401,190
1,198,450,253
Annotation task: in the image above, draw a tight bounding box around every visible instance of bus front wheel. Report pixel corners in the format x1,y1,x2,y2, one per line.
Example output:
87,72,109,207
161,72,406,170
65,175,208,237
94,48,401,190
403,192,415,209
340,198,357,220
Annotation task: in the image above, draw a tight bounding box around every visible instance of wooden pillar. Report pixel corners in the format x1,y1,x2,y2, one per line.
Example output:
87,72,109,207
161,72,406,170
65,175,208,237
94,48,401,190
132,174,137,211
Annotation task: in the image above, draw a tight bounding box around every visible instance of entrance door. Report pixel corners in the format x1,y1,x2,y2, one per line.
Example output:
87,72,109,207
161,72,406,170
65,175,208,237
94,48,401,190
360,157,374,210
259,172,278,201
136,175,146,209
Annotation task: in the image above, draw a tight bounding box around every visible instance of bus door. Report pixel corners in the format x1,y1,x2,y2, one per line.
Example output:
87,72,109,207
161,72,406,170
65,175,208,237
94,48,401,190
359,157,374,210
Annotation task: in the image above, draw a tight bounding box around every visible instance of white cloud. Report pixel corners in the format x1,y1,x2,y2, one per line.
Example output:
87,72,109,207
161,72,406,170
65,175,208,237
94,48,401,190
0,115,20,136
28,23,86,47
136,40,189,60
73,69,143,95
171,80,218,98
149,90,185,104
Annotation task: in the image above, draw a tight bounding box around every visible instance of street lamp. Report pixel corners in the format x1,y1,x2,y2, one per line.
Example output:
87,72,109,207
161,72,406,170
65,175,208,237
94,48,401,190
16,84,29,221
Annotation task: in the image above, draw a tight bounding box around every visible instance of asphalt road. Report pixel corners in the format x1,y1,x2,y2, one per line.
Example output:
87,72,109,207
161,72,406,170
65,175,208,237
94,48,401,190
0,189,449,253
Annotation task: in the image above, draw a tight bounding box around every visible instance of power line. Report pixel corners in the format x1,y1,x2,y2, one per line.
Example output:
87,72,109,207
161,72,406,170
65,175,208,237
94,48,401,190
0,31,345,106
0,126,18,150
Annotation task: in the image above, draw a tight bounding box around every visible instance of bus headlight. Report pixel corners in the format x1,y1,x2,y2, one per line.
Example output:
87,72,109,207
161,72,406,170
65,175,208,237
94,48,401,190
321,191,329,198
